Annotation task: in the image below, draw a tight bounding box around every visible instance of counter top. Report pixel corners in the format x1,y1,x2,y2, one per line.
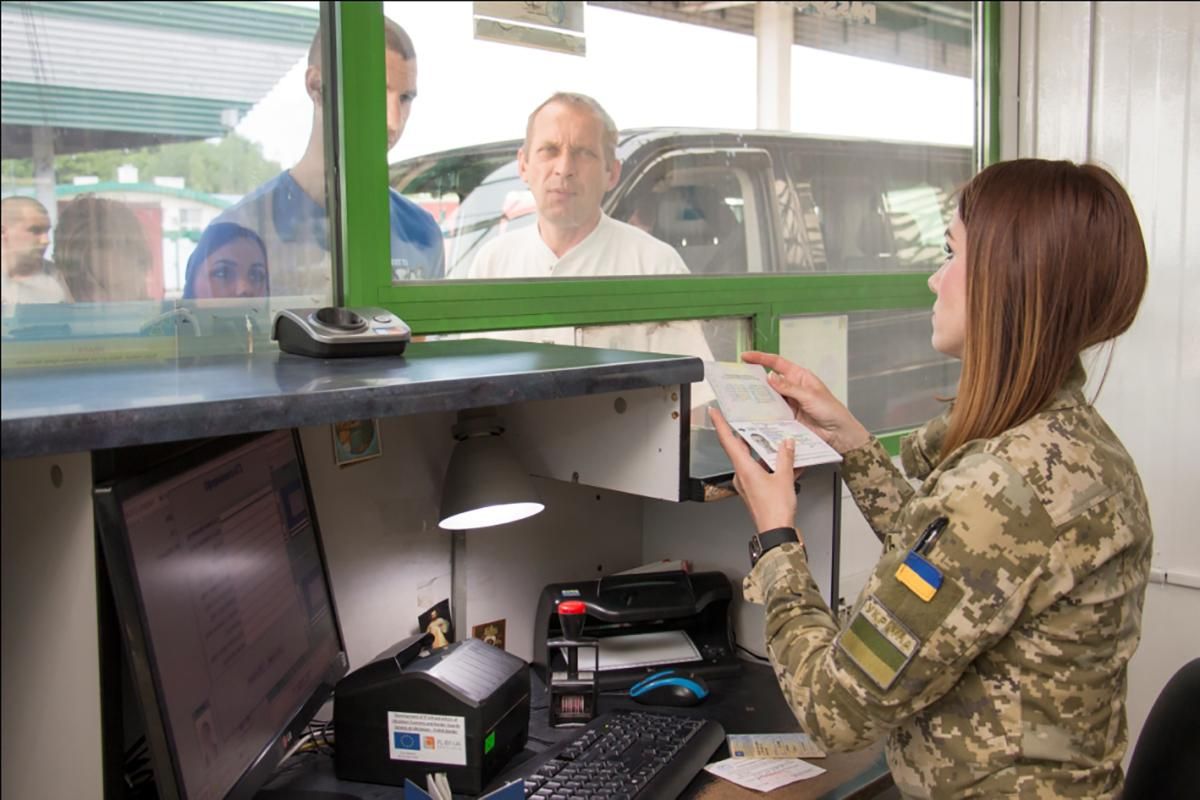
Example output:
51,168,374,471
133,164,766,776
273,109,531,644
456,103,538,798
1,339,704,459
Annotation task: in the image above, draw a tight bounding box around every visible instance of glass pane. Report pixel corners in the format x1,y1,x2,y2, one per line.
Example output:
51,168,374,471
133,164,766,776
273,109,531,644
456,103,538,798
467,316,751,413
2,1,325,368
846,309,960,433
386,1,974,284
783,143,968,273
781,309,958,435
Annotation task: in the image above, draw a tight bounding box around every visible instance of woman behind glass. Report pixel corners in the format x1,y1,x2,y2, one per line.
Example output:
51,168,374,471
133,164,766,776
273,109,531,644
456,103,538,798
55,195,153,303
183,222,269,300
711,159,1152,798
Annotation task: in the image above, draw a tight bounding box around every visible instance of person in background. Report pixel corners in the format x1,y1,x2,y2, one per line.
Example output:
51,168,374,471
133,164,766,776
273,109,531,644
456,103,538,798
183,222,269,300
710,159,1152,798
54,195,152,303
214,18,444,301
1,196,71,307
462,92,716,403
466,92,691,281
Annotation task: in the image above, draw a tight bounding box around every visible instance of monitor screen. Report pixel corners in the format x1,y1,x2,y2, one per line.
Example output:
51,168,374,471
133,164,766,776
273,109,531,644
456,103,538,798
95,429,347,800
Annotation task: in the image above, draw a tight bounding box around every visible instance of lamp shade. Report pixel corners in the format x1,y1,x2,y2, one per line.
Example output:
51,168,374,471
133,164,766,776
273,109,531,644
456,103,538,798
438,432,544,530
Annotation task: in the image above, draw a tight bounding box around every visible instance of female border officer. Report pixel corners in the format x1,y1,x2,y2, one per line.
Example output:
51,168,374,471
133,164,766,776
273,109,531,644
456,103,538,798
711,159,1153,798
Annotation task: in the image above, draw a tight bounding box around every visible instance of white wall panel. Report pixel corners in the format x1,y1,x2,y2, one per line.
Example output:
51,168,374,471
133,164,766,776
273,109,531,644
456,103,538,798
1030,2,1094,159
300,412,645,669
1011,0,1200,766
2,453,101,800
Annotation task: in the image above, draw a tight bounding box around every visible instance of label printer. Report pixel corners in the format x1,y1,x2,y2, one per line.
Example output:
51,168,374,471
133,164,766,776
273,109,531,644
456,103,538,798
533,570,740,691
334,634,530,795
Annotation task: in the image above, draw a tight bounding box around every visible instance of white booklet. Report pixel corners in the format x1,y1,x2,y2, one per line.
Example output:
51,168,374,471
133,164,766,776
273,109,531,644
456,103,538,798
705,362,842,469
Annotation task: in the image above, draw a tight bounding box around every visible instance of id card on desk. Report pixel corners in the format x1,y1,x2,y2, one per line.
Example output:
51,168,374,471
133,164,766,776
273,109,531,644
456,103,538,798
728,733,826,759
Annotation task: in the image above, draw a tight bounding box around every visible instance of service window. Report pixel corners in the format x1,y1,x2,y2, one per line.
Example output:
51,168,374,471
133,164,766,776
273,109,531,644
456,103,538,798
1,1,325,368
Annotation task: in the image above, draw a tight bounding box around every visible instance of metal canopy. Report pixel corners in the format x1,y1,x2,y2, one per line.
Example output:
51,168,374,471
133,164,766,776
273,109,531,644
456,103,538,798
589,1,973,78
0,0,319,158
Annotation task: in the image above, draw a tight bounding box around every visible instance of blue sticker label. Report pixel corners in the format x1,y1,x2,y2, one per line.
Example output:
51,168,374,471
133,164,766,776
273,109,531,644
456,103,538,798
394,731,421,751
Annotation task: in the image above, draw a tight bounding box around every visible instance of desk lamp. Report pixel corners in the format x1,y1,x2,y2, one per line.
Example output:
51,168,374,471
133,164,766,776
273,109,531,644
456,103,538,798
438,409,545,530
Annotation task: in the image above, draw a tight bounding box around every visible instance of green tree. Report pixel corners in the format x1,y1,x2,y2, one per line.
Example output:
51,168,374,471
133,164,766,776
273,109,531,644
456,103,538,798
2,134,282,196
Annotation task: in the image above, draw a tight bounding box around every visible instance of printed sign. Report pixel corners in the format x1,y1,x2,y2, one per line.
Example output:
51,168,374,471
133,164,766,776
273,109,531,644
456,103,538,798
388,711,467,766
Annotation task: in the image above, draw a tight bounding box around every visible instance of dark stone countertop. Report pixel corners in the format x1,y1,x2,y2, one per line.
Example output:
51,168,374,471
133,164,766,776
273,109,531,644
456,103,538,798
1,338,704,459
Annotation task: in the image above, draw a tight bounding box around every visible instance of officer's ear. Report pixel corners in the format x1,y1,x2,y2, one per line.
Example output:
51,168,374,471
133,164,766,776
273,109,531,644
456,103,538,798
305,65,323,107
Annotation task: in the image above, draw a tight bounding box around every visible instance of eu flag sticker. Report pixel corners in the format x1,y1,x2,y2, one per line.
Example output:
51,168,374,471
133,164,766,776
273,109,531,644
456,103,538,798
895,551,943,602
394,731,421,751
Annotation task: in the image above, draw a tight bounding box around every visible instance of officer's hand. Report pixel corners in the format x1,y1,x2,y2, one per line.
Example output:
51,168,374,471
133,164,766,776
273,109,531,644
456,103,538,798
741,351,871,454
709,407,798,533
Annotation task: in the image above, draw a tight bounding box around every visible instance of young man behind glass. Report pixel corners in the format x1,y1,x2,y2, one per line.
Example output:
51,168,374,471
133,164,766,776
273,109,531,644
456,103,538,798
215,19,444,304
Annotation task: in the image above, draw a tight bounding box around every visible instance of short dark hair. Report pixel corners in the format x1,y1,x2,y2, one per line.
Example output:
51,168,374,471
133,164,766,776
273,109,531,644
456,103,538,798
307,18,415,69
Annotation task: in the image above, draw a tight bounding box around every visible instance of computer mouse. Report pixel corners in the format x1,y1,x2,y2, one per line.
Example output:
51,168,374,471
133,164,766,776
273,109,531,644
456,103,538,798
629,670,709,707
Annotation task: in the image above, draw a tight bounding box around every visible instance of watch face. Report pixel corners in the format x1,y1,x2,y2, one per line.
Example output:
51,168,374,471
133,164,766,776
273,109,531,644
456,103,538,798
749,536,763,561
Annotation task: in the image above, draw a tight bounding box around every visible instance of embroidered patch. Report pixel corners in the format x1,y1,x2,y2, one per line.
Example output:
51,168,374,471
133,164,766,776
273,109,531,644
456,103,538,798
895,551,943,602
839,596,919,690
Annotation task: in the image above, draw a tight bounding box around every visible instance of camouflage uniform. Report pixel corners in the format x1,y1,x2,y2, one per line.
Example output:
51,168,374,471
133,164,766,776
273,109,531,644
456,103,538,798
744,363,1153,798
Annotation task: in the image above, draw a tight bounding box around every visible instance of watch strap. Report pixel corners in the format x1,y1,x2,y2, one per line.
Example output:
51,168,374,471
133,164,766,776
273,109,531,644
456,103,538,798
750,527,800,566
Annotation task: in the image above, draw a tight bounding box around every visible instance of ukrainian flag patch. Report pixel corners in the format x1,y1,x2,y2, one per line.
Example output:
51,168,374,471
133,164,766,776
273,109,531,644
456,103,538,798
895,551,943,602
839,596,918,691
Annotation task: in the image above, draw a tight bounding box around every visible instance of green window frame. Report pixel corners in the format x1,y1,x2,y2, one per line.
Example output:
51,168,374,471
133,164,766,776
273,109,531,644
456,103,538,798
335,2,1001,455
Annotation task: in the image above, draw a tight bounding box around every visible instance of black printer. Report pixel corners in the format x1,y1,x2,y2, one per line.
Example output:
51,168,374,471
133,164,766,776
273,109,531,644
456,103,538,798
533,570,739,691
333,635,529,794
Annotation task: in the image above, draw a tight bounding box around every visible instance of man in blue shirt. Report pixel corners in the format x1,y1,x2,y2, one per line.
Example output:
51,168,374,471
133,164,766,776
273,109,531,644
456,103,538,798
214,19,443,303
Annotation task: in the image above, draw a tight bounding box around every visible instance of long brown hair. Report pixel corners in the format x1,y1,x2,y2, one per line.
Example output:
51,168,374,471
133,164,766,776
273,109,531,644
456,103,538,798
55,195,152,303
941,159,1148,459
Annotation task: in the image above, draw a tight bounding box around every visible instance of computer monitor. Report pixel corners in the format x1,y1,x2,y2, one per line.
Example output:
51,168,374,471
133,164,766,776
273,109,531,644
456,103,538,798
95,429,348,800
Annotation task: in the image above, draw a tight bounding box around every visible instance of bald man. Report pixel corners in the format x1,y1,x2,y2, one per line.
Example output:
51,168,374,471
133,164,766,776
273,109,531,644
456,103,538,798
1,197,72,307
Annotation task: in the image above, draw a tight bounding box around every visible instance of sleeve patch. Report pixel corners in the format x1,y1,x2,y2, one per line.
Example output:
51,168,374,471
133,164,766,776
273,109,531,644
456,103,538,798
838,596,920,690
895,551,943,602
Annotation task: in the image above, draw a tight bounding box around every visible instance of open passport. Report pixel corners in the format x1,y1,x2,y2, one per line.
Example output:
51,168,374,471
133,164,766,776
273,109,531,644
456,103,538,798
705,362,842,469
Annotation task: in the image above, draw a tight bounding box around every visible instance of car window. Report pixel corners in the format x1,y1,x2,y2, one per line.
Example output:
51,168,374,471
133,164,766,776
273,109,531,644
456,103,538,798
611,148,775,276
786,145,968,273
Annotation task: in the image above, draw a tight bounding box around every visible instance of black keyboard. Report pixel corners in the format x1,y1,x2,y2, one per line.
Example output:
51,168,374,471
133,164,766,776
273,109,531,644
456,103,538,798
510,709,725,800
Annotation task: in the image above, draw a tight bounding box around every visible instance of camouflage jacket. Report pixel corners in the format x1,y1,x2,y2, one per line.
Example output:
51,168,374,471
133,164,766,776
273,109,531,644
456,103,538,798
744,365,1153,798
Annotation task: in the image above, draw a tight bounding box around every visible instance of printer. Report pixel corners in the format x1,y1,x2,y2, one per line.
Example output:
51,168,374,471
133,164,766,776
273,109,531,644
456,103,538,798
533,570,739,691
334,634,529,795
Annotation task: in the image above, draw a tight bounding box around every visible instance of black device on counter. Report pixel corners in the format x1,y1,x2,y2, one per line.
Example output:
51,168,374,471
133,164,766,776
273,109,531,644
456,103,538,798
272,306,411,358
533,570,739,691
547,600,600,727
333,635,530,795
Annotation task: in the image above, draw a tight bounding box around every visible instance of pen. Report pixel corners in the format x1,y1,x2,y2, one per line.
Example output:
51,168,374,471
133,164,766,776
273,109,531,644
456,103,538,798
914,516,949,554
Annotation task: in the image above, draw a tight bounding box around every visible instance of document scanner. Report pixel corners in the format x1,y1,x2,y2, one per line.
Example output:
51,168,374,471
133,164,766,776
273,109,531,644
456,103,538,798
333,634,530,794
533,570,739,691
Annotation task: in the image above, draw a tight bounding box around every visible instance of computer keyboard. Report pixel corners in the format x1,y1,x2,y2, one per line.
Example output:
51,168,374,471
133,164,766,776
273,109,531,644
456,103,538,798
510,709,725,800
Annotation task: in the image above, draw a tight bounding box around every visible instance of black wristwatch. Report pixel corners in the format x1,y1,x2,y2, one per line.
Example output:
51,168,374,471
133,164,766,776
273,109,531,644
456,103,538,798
749,527,800,567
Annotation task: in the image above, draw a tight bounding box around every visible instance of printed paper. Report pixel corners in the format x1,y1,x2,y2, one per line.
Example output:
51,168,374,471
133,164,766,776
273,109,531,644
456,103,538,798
703,756,826,791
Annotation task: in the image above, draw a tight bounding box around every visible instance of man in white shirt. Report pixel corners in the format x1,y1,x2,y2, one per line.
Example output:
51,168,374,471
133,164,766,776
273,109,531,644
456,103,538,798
1,197,72,309
465,93,716,408
468,92,690,281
